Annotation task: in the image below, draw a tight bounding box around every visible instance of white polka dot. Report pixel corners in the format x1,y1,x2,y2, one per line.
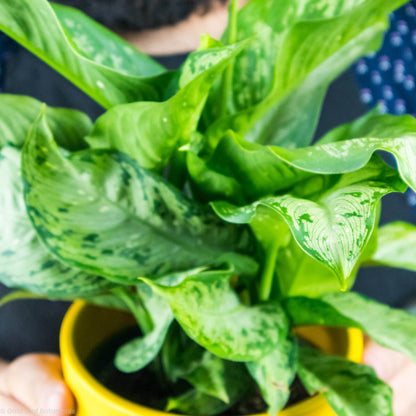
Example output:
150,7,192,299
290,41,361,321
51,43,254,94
397,20,409,35
395,99,407,114
356,60,368,74
404,76,415,91
382,86,393,100
390,32,403,47
361,89,373,104
379,56,391,71
371,71,382,85
377,100,388,114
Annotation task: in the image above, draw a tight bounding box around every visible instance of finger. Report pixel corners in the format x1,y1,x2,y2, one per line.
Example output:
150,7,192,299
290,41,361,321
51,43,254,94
389,360,416,416
0,354,75,416
0,391,34,415
364,341,409,381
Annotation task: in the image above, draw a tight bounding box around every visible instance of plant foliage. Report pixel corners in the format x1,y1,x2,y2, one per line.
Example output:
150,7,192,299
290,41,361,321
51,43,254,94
0,0,415,415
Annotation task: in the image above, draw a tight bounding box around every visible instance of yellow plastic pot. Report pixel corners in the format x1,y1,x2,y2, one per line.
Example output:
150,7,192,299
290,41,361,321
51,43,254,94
60,301,363,416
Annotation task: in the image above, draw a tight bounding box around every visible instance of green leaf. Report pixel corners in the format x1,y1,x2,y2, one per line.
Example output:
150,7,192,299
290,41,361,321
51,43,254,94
187,131,309,204
51,3,164,76
272,135,416,192
0,0,171,108
86,43,245,171
0,145,113,298
298,347,393,416
213,157,405,286
143,268,289,362
22,111,256,283
370,222,416,271
166,389,231,416
285,292,416,363
162,325,251,404
0,94,91,151
115,284,173,373
318,110,416,144
247,335,297,416
215,0,406,147
245,0,406,146
0,290,46,307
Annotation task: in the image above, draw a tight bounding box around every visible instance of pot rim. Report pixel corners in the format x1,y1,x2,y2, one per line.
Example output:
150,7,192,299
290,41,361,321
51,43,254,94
60,300,364,416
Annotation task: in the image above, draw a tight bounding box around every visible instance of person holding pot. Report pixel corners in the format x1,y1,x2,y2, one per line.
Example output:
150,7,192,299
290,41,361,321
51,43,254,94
0,0,415,415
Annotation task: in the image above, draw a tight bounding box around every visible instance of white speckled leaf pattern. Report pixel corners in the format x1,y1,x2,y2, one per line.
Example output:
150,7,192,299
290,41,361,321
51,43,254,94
285,292,416,363
22,112,256,283
272,135,416,192
247,335,297,415
144,269,289,362
0,0,170,108
213,159,405,284
299,347,393,416
51,3,163,76
0,146,113,297
115,284,173,373
86,43,245,171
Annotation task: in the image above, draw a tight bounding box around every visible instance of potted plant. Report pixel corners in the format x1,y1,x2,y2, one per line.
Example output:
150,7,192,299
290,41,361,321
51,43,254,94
0,0,415,415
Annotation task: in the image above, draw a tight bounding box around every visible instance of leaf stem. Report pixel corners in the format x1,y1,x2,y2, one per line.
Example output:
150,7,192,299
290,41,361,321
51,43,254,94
221,0,238,116
259,239,280,301
112,287,154,334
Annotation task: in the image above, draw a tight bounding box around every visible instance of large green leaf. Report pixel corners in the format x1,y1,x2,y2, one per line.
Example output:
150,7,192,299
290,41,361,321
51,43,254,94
187,131,309,204
318,110,416,144
0,0,170,108
272,136,416,192
0,94,91,151
86,43,245,172
246,0,406,146
298,347,393,416
213,157,405,286
285,292,416,363
114,284,173,373
143,269,289,362
370,222,416,271
22,111,256,283
212,0,406,147
51,3,163,76
0,145,113,298
247,335,297,416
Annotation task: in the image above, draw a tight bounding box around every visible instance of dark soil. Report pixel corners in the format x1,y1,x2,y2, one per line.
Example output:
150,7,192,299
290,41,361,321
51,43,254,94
86,327,310,415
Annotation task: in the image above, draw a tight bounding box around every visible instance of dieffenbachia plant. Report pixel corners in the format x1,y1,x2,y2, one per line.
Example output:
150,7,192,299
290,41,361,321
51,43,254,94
0,0,415,415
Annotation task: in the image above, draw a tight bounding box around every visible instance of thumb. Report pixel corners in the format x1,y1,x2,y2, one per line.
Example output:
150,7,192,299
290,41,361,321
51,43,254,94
0,354,75,416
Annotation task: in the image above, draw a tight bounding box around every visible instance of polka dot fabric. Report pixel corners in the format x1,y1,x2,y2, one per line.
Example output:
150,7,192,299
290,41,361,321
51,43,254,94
354,0,416,213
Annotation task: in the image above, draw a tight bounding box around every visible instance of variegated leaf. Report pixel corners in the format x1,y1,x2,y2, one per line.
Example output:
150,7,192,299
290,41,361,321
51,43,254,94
299,347,393,416
0,146,113,297
86,42,245,171
272,135,416,192
213,158,405,285
143,269,289,362
285,292,416,363
0,94,91,151
247,335,297,416
0,0,170,108
115,283,173,373
22,111,257,283
371,222,416,271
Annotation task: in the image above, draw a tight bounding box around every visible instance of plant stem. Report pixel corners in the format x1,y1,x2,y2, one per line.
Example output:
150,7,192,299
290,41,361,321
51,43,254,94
259,239,280,301
112,287,153,334
221,0,238,116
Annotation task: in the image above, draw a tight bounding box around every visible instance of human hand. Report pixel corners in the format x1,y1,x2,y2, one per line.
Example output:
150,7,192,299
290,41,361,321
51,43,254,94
0,354,76,416
364,340,416,416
